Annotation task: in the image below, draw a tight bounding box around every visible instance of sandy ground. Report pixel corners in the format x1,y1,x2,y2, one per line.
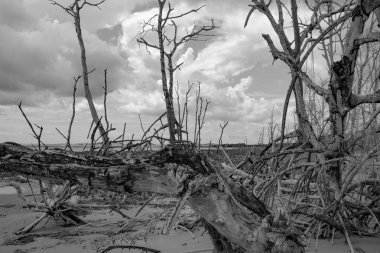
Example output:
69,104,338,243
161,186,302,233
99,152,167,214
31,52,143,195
1,184,380,253
0,184,213,253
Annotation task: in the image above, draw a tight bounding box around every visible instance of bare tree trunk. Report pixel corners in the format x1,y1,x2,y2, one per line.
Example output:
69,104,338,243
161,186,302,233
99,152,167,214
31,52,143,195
218,121,229,150
250,0,380,198
103,69,110,132
157,0,176,143
73,1,109,145
138,0,216,144
0,142,304,253
66,75,80,151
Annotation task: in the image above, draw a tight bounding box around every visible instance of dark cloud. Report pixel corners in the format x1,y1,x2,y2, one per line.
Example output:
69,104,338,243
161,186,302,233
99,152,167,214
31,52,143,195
246,60,290,97
0,26,66,96
0,15,133,105
0,0,37,31
96,23,123,45
0,89,54,107
0,0,297,144
131,1,156,13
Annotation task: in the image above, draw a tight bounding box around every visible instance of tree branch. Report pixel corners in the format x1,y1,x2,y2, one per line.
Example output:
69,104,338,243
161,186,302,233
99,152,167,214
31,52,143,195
137,38,161,51
349,91,380,108
79,0,106,10
49,0,75,16
354,32,380,46
296,70,329,100
164,5,205,21
0,143,304,253
262,34,295,65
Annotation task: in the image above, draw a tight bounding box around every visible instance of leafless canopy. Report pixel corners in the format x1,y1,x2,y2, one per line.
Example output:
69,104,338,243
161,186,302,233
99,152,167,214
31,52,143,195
49,0,106,16
137,0,218,143
49,0,110,148
243,0,380,248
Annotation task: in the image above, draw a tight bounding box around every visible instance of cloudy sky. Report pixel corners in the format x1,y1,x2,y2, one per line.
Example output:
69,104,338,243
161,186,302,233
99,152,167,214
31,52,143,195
0,0,306,145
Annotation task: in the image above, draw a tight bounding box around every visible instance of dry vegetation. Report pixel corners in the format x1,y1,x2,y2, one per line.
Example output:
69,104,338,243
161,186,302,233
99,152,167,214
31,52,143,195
1,0,380,253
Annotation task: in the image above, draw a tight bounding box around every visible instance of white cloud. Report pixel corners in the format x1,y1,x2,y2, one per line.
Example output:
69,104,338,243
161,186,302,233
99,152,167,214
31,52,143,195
227,76,253,99
0,0,297,144
177,47,195,66
112,88,165,115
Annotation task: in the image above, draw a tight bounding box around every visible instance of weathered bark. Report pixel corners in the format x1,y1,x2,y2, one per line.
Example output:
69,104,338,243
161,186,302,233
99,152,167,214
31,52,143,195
157,0,177,143
252,0,380,196
242,3,380,247
66,77,78,151
321,0,379,192
73,1,109,145
137,1,217,144
0,143,304,253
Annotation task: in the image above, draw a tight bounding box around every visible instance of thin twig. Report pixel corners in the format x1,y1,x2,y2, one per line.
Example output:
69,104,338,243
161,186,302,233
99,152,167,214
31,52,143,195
100,245,160,253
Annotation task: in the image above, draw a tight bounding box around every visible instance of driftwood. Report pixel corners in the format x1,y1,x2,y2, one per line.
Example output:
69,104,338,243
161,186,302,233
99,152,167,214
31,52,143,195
1,179,86,234
0,142,304,253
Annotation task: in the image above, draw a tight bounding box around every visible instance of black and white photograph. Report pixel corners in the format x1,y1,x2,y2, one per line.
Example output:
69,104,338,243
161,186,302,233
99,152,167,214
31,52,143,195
0,0,380,252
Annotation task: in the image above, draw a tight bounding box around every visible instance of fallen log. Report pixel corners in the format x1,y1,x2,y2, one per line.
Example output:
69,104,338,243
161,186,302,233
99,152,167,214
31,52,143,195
0,143,305,253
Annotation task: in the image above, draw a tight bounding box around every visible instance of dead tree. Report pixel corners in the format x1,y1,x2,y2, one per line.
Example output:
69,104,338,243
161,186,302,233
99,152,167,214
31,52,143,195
56,74,83,151
194,82,211,149
244,0,380,248
218,121,229,150
103,69,110,133
245,0,380,188
18,101,47,151
137,0,217,143
7,1,380,252
49,0,109,146
0,142,305,253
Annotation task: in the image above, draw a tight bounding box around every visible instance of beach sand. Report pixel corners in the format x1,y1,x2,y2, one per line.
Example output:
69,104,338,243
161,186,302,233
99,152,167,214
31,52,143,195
1,184,379,253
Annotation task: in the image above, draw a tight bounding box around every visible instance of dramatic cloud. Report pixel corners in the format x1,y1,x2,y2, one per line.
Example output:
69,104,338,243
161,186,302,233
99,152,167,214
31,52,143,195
0,0,299,144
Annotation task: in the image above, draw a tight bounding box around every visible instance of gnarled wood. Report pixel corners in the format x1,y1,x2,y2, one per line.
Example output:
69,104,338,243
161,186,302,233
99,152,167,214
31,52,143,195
0,143,304,253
